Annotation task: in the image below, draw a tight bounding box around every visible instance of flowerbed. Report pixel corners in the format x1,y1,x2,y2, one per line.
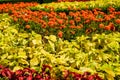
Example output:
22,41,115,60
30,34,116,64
0,14,120,79
0,1,120,80
1,2,119,39
1,2,120,40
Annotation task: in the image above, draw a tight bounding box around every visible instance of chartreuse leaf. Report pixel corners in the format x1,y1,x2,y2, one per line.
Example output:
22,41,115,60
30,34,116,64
13,66,23,72
18,59,29,65
45,35,57,42
18,49,27,59
114,67,120,76
106,74,114,80
30,57,39,66
40,49,56,63
48,40,55,52
107,41,119,51
55,54,72,66
1,53,8,60
80,67,95,73
101,64,115,80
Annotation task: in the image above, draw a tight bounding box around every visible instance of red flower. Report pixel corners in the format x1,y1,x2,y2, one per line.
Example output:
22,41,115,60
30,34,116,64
25,25,30,29
115,19,120,24
69,20,75,25
109,22,115,31
104,25,111,30
13,17,18,22
70,25,76,29
58,31,63,38
57,19,63,25
99,23,104,29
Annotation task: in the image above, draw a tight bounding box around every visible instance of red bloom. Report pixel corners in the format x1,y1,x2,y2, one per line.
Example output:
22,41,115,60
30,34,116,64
69,20,75,25
115,19,120,24
58,31,63,38
99,23,104,29
25,25,30,29
104,25,111,30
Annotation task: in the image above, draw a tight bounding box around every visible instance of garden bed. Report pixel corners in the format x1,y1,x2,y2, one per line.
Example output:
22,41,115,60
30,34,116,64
0,1,120,80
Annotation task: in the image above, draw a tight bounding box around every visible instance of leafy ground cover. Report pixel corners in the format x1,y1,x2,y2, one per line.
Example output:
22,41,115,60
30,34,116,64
0,1,120,80
32,0,120,12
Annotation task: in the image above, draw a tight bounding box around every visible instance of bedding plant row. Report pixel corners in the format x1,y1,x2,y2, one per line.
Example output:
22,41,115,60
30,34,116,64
0,2,120,40
0,64,102,80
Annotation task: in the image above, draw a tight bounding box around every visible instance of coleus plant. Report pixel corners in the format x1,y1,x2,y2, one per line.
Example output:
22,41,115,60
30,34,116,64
0,64,103,80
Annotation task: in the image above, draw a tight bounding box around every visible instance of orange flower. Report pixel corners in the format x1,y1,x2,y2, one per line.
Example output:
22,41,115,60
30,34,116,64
104,15,111,21
68,6,71,10
76,24,83,29
25,25,30,29
69,25,76,29
84,19,91,24
94,11,98,15
69,12,74,17
48,21,54,28
71,31,75,35
69,20,75,25
109,22,115,31
99,23,104,29
59,12,67,19
104,22,115,31
59,25,66,29
41,22,47,28
58,31,63,38
115,19,120,24
75,17,81,22
13,17,18,22
57,19,63,25
98,18,104,22
104,25,111,30
85,28,92,34
23,18,29,23
108,6,115,13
